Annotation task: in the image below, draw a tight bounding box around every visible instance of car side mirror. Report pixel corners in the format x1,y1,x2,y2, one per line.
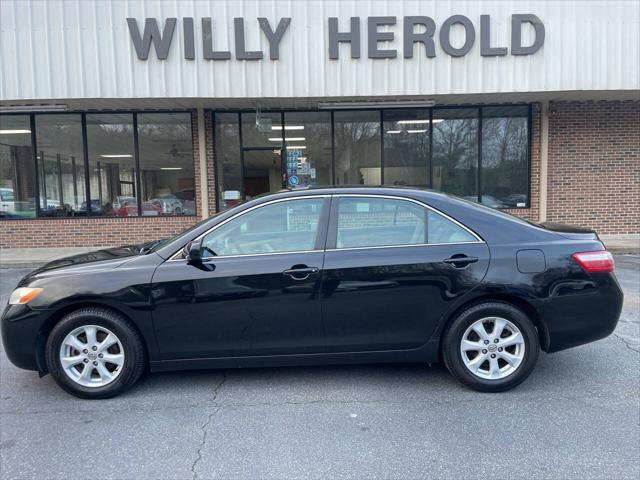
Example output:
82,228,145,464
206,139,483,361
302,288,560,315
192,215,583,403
184,240,203,266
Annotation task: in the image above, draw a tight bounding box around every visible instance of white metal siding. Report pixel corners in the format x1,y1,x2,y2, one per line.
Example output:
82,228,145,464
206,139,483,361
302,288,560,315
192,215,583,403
1,0,638,101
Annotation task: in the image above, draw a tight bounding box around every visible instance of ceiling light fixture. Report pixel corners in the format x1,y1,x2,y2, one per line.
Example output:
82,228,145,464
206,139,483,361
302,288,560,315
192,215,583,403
386,130,402,134
287,146,306,150
160,167,183,171
406,129,428,133
100,154,133,158
397,120,429,125
272,125,305,130
268,137,306,142
0,129,31,134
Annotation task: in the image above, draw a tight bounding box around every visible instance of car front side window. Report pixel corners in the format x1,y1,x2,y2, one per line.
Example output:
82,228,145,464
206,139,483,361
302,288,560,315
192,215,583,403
201,198,324,257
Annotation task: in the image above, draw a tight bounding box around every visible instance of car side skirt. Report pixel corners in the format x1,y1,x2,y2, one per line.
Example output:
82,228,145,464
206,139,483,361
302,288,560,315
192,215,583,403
149,340,441,372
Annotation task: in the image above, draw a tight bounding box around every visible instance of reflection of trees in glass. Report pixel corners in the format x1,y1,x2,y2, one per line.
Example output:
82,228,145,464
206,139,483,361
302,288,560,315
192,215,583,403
383,127,429,187
432,115,478,197
36,115,85,214
284,113,331,187
215,115,242,207
482,115,528,205
334,114,381,185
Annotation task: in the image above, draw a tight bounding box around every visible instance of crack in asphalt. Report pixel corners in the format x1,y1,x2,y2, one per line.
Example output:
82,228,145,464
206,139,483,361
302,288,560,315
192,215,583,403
613,332,640,353
191,372,227,480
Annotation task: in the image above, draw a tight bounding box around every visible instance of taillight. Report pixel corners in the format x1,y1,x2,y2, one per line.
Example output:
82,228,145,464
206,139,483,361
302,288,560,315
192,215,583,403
572,250,614,273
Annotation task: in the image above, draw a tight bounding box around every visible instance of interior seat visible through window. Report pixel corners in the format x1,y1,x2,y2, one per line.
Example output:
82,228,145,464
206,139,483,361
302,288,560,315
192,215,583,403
201,198,325,257
334,196,477,249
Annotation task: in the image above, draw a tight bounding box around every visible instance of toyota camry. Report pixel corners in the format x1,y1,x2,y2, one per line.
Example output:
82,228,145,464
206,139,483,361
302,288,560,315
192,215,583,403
1,187,623,398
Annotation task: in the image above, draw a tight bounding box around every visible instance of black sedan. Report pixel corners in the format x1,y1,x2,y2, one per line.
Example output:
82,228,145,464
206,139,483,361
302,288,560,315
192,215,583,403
1,187,623,398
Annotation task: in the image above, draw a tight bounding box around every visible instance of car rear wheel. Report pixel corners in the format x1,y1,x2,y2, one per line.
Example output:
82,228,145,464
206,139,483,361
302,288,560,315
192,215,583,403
442,302,540,392
45,308,145,399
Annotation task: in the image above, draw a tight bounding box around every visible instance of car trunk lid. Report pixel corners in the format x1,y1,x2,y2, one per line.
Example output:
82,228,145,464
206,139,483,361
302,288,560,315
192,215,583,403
538,222,599,241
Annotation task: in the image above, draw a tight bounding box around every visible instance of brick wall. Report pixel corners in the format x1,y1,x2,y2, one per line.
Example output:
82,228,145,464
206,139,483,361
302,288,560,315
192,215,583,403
0,216,199,248
546,101,640,234
204,111,217,214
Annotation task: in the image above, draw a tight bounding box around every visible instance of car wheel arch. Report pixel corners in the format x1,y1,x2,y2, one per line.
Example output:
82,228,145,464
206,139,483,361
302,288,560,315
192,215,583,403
35,302,150,374
436,294,551,354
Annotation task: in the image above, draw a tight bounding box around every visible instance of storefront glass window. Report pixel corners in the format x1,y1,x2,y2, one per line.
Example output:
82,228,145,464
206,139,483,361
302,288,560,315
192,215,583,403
283,111,332,188
334,111,381,185
85,114,137,216
241,112,282,148
215,113,242,210
138,113,195,215
35,114,86,217
383,109,430,187
481,106,529,208
432,108,479,200
0,115,36,218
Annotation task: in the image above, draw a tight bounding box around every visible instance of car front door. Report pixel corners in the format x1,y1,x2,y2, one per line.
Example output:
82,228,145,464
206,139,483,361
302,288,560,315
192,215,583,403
151,196,330,360
320,195,490,353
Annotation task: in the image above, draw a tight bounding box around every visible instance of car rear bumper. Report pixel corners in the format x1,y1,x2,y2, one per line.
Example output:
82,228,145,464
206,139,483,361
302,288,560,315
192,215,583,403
534,273,624,353
1,304,48,372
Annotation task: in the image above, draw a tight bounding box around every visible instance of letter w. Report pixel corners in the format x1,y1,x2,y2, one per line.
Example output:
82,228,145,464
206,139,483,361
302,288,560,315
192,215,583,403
127,18,176,60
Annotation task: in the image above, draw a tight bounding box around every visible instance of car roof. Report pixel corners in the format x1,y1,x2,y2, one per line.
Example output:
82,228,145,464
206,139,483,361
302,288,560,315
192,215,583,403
250,185,452,202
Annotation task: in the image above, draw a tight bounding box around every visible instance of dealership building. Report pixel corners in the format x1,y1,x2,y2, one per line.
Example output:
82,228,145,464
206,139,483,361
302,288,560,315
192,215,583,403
1,0,638,249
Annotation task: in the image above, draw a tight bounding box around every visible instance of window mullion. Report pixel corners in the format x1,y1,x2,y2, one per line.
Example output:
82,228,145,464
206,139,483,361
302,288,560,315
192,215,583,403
132,113,142,216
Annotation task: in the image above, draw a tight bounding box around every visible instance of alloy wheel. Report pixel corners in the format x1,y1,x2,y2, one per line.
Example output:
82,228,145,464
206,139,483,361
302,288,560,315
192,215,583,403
59,325,125,388
460,316,525,380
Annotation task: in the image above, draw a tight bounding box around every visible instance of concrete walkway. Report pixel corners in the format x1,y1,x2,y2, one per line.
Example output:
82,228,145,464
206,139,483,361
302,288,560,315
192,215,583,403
1,234,638,267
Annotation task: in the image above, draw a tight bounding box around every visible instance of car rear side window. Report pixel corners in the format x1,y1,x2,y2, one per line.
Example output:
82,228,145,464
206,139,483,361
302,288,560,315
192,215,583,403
201,198,324,256
426,210,477,244
335,197,477,248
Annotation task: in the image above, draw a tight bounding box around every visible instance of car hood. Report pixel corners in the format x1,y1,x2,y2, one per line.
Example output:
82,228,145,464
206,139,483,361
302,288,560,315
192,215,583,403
20,246,143,283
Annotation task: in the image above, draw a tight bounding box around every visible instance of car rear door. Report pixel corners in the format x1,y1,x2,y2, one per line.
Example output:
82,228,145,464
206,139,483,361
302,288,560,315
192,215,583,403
150,196,331,360
320,194,490,353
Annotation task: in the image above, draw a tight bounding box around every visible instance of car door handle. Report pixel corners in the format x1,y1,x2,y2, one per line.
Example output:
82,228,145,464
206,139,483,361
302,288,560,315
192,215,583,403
443,255,479,267
283,267,319,281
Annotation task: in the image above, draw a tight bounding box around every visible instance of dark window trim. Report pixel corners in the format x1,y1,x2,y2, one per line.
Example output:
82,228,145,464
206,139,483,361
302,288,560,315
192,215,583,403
132,113,142,214
379,109,384,185
0,109,199,220
477,106,483,203
30,114,41,218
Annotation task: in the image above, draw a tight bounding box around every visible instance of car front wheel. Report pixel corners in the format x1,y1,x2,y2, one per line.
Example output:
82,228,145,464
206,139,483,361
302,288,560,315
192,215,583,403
45,307,145,399
442,302,540,392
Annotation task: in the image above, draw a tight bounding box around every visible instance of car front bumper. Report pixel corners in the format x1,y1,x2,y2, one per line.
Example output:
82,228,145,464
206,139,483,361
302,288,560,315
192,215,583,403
1,304,50,372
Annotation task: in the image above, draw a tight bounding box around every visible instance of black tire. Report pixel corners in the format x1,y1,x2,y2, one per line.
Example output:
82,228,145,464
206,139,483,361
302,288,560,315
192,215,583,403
442,301,540,393
45,307,145,399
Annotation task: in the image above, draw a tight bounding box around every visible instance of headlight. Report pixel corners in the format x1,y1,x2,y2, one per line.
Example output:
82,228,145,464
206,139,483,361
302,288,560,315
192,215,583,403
8,287,43,305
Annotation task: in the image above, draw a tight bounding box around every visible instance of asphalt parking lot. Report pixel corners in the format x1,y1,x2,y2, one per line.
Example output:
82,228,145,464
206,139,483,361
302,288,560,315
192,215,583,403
1,256,638,480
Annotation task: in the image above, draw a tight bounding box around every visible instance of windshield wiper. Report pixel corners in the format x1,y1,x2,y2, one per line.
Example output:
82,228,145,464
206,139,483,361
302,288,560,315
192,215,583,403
138,239,165,254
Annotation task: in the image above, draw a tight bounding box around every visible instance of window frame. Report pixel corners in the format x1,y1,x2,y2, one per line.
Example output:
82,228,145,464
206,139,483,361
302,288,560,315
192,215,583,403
325,194,483,251
0,110,197,220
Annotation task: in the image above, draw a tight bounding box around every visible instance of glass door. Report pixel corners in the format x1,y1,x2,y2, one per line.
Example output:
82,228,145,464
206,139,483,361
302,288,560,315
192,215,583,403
241,148,284,201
